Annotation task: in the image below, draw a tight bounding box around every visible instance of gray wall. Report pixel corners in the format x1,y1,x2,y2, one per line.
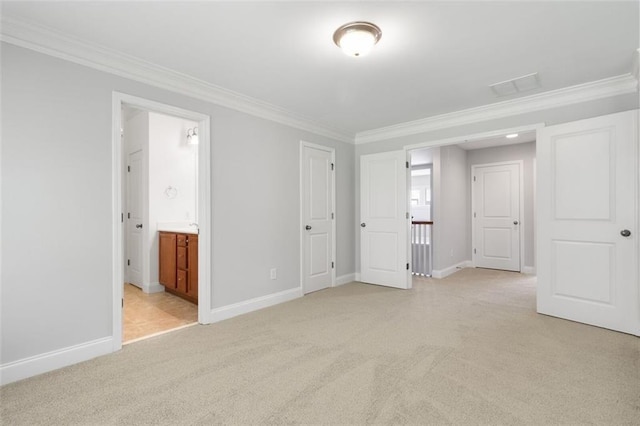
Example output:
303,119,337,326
467,142,536,269
432,146,469,272
1,43,355,364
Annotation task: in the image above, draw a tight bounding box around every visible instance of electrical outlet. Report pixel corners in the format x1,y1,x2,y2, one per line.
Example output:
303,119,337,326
270,268,277,280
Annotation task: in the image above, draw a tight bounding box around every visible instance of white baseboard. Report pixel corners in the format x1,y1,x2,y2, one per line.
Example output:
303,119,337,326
0,337,113,386
143,282,165,294
355,273,361,282
210,287,303,323
522,266,536,275
335,273,356,286
432,260,472,279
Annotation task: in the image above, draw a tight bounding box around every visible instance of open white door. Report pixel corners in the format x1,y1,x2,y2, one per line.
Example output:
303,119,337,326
360,151,410,289
537,110,639,335
126,149,143,287
472,162,522,272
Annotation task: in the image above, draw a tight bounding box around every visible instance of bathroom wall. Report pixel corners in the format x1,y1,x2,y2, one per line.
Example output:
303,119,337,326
148,112,198,287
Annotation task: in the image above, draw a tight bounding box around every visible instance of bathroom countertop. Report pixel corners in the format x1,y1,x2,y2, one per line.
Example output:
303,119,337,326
157,227,198,235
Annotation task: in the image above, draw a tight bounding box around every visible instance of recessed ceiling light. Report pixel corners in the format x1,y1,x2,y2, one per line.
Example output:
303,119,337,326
333,21,382,57
506,133,519,139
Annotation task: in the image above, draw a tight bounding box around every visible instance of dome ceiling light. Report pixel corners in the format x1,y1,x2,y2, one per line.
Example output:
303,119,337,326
333,21,382,57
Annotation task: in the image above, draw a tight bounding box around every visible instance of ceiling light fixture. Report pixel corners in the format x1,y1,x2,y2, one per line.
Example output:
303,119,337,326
506,133,519,139
333,21,382,57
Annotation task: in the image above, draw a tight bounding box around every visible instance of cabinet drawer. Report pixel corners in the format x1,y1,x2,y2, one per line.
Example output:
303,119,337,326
177,234,188,247
177,270,187,293
177,247,187,270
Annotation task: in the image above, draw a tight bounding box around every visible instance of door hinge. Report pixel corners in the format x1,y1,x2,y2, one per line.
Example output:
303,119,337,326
128,165,131,172
121,213,124,223
331,212,334,219
122,299,124,308
331,261,334,269
406,161,409,169
331,163,334,171
474,248,476,254
406,212,409,219
406,263,410,270
473,176,476,182
127,259,130,266
473,212,476,218
127,212,131,219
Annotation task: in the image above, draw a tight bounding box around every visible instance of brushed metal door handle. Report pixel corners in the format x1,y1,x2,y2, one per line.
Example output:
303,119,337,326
305,225,312,230
620,229,631,237
360,223,366,228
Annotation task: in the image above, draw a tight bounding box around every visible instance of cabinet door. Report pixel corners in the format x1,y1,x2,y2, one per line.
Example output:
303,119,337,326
187,235,198,300
159,232,176,288
177,270,187,294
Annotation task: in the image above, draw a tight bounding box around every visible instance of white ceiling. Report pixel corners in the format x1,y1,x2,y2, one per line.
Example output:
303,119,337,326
457,131,536,151
3,1,638,135
410,130,536,165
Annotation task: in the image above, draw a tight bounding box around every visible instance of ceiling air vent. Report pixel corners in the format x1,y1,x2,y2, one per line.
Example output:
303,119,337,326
490,72,540,97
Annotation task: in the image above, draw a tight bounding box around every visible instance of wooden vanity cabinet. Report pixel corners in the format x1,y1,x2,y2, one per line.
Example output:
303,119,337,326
159,231,198,304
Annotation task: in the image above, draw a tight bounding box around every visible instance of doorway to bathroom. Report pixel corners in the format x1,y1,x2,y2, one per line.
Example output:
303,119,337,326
112,93,212,349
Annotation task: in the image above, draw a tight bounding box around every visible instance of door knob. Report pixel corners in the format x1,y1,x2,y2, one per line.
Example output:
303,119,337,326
360,223,366,228
513,220,519,225
136,224,143,229
305,225,312,230
620,229,631,237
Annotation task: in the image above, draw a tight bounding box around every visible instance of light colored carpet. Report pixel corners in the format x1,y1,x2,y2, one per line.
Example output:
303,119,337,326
1,268,639,425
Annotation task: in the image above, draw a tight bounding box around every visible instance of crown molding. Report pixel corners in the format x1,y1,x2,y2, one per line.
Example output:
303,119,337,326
0,16,355,144
2,16,636,147
355,74,638,144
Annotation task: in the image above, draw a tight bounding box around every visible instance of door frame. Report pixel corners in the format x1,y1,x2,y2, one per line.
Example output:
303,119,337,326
470,160,525,272
111,92,212,351
299,141,336,293
403,123,543,278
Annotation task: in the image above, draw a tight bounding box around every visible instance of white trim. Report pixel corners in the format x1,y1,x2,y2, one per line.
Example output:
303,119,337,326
123,322,198,345
143,282,165,294
522,266,536,275
0,337,112,386
355,273,361,282
356,75,637,144
112,92,213,356
335,273,356,286
299,141,337,294
471,160,525,273
210,287,303,323
432,261,472,279
1,16,353,144
111,94,124,351
3,16,636,148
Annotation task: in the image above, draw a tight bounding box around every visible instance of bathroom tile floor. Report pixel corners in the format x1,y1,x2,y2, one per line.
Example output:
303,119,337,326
123,283,198,343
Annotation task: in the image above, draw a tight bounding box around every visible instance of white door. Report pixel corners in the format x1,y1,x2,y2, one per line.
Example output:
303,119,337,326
126,150,143,287
537,110,639,335
472,162,522,271
360,151,410,289
301,143,334,294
